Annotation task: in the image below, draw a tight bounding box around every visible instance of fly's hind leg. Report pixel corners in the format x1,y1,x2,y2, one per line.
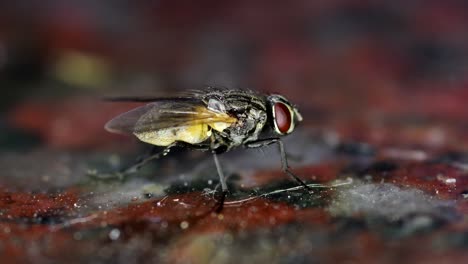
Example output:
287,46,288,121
245,138,313,192
87,143,178,181
120,143,176,175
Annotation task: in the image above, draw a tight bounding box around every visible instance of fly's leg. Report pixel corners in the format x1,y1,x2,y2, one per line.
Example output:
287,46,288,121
120,144,177,175
212,152,228,213
87,143,177,181
245,138,313,192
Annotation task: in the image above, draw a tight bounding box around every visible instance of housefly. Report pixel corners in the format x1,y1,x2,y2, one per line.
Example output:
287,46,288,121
104,87,310,211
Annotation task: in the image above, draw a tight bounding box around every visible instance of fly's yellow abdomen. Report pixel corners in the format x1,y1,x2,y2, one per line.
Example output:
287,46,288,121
134,124,212,146
130,104,237,147
133,118,236,146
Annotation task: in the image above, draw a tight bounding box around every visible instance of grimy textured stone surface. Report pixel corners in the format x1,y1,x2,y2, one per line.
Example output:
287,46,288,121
1,1,468,263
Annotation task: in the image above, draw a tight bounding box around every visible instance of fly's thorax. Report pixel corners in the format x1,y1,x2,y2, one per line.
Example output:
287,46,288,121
266,94,302,136
202,90,269,149
218,105,268,148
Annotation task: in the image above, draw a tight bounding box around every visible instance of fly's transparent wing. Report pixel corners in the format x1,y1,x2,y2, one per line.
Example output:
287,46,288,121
105,99,236,135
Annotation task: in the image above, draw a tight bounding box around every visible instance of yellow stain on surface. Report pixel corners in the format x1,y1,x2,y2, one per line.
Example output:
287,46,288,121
53,50,111,88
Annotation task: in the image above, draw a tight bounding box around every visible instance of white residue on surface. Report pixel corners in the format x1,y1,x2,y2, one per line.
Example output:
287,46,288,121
328,182,455,222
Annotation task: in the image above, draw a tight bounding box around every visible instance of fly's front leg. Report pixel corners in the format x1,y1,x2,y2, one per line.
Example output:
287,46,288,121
245,138,313,192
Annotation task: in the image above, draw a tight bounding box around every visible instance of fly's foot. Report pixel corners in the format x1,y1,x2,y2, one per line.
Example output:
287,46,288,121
213,189,228,213
283,167,315,194
202,188,217,197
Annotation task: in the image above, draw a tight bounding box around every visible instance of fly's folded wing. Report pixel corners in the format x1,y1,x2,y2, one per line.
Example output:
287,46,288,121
104,99,237,146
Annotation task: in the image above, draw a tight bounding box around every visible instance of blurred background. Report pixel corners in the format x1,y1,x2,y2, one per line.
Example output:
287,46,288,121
1,0,468,151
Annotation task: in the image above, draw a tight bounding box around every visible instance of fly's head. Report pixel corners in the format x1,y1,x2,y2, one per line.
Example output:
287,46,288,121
267,94,303,136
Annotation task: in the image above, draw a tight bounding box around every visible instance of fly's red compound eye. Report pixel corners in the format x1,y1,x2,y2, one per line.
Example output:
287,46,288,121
274,102,292,134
